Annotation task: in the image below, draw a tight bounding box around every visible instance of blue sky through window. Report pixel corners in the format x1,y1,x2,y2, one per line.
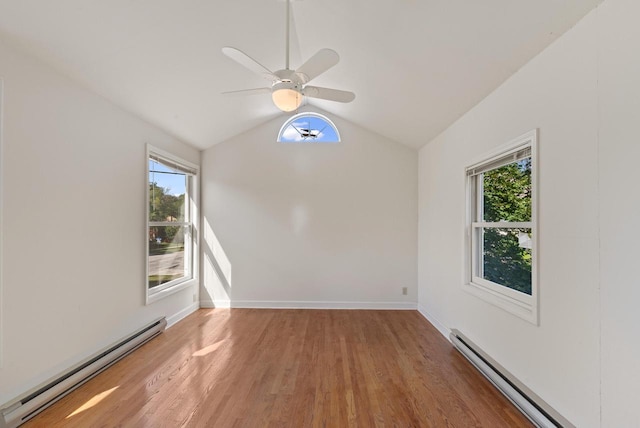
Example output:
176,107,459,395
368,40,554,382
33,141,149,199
278,113,340,143
149,159,186,195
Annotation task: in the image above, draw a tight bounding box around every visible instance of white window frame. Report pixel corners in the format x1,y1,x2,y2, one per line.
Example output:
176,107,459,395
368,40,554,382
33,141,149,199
146,145,199,305
277,112,341,143
464,130,538,324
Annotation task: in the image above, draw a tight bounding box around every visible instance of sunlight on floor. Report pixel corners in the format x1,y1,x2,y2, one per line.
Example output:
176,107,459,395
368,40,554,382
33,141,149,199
66,386,119,419
192,339,228,357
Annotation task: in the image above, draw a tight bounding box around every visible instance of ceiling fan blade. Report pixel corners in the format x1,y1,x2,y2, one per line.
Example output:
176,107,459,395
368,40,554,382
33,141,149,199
295,49,340,84
222,88,272,97
302,86,355,103
222,47,277,80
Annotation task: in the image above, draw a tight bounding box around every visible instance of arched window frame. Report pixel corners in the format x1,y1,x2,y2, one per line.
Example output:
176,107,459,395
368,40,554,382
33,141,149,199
277,112,341,143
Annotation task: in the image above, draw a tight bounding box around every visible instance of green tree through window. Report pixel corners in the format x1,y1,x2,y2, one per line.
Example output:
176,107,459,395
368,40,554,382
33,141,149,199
482,159,532,294
147,152,195,294
467,131,537,323
148,182,185,269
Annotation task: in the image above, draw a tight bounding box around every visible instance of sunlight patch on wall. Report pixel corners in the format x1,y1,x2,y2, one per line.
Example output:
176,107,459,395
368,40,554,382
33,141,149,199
291,204,309,236
202,217,232,304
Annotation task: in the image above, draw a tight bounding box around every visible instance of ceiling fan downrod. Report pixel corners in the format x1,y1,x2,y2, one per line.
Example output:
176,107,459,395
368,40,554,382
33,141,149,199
285,0,290,70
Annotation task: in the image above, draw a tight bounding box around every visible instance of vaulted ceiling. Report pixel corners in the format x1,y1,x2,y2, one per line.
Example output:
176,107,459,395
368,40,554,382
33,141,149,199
0,0,601,150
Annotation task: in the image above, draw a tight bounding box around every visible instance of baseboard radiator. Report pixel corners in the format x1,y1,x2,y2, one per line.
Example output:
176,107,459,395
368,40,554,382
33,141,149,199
0,317,166,428
450,329,574,428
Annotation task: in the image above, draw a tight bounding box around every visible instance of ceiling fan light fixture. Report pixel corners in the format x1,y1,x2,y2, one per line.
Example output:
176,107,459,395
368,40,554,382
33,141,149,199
272,81,302,112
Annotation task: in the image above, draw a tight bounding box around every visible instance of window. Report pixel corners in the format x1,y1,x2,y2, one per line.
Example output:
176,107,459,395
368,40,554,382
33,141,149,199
277,112,340,143
465,130,537,323
146,146,198,303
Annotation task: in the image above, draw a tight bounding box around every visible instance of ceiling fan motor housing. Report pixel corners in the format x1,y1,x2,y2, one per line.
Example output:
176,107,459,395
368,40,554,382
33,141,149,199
272,79,300,93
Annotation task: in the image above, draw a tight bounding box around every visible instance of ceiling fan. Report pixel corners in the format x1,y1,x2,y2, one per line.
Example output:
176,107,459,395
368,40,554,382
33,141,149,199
222,0,355,112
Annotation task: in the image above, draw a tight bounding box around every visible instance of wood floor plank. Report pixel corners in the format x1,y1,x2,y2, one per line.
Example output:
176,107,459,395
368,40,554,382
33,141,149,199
23,309,532,427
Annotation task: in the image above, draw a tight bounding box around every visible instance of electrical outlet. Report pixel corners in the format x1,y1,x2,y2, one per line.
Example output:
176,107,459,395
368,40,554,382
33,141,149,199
402,287,408,295
193,293,197,303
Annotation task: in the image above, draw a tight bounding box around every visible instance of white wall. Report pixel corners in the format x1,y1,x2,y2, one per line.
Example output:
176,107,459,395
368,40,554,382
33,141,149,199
418,1,640,426
201,108,417,308
0,35,200,405
598,0,640,426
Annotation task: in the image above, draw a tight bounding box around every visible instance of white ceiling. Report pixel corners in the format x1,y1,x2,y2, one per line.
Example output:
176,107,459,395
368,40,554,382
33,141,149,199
0,0,601,150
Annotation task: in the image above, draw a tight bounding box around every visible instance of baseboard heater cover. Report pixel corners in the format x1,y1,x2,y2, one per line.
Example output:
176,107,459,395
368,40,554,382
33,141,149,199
0,317,167,428
449,329,574,428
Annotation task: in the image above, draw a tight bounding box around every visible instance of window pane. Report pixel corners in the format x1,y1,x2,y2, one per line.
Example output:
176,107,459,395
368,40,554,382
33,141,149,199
278,113,340,143
481,227,532,295
148,225,189,289
149,159,186,222
482,157,531,222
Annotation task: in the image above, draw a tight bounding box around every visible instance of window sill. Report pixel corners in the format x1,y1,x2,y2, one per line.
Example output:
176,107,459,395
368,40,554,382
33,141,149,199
146,278,197,305
463,281,538,325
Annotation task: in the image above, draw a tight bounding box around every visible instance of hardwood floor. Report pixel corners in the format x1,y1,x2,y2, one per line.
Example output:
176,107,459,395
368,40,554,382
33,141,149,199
25,309,532,427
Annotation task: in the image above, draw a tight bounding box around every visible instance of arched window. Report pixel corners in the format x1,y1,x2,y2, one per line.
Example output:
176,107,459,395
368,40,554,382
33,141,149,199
277,112,340,143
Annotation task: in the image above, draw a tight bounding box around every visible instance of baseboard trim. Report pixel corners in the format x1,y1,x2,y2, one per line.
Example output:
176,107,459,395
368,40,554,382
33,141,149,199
200,299,229,308
200,300,417,310
417,304,450,340
166,302,199,328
